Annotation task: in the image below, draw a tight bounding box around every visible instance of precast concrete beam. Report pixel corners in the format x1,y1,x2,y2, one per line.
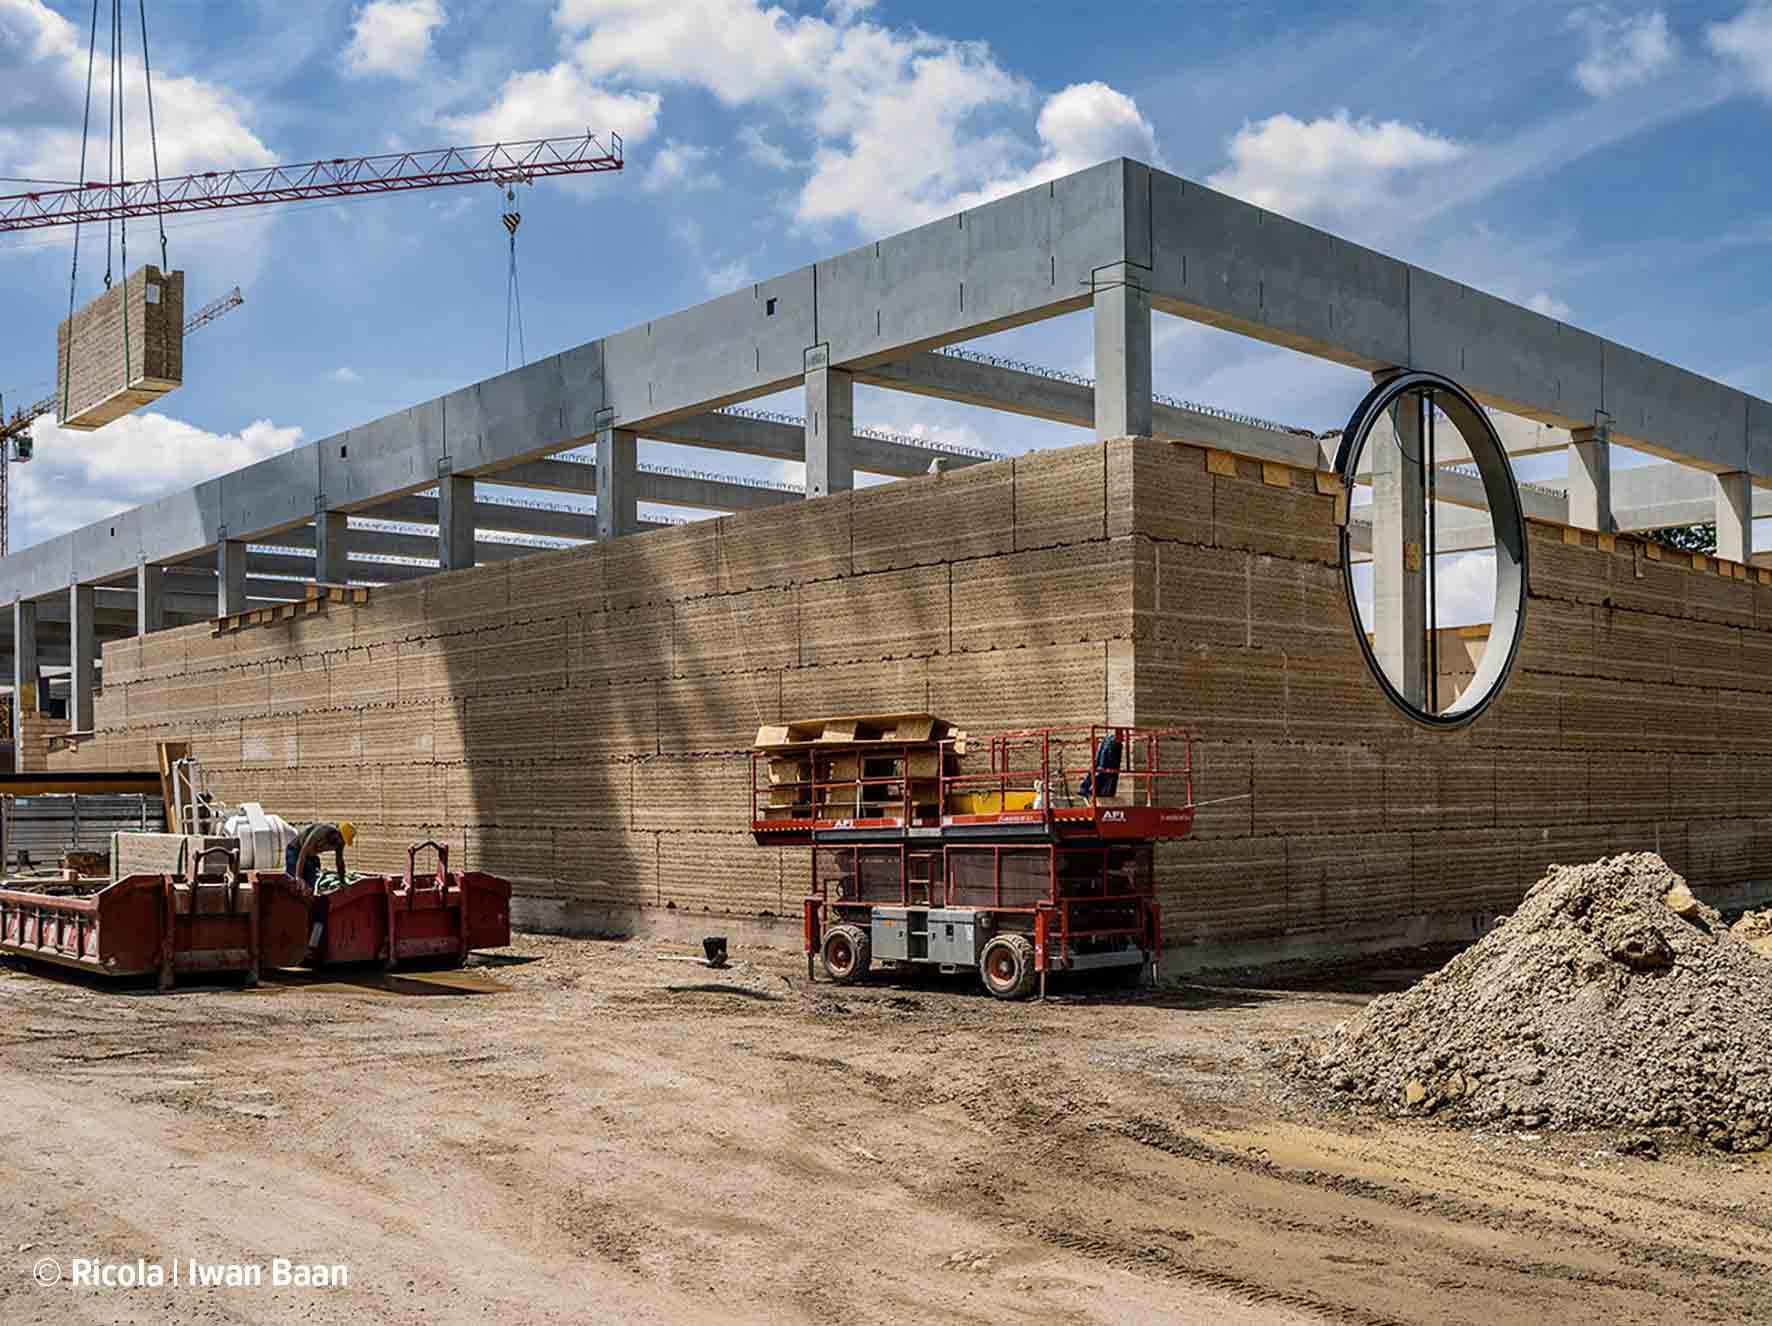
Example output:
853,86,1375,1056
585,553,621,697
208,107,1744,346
68,584,95,732
340,498,595,541
8,156,1772,609
8,598,179,632
1567,424,1613,533
648,411,805,462
596,424,638,540
856,351,1322,469
483,457,597,498
485,457,795,514
1348,506,1499,557
1358,415,1567,524
853,352,1092,426
259,525,575,564
234,551,432,584
638,472,798,513
1716,471,1752,563
1093,263,1153,440
150,568,339,605
1340,411,1570,476
804,353,855,496
649,410,979,477
1611,462,1772,531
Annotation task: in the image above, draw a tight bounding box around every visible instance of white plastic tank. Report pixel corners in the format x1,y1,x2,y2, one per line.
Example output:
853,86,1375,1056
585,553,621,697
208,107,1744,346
222,803,297,872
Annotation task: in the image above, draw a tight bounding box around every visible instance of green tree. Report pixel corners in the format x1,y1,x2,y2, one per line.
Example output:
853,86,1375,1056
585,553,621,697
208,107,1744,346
1643,522,1717,555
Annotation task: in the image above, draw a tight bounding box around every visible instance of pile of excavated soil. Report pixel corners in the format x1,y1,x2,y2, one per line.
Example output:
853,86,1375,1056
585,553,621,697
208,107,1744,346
1302,853,1772,1152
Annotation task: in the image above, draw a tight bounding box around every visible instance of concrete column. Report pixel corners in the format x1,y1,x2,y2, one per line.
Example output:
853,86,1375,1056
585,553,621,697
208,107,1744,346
1371,392,1428,708
1567,424,1613,533
315,511,349,585
136,559,164,636
13,599,36,772
804,346,854,497
595,424,638,540
1715,471,1752,563
69,583,95,732
217,539,247,617
1092,263,1153,441
439,474,476,571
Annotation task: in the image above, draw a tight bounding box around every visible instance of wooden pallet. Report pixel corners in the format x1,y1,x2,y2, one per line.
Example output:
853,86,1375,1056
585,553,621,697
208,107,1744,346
212,583,368,637
754,712,959,749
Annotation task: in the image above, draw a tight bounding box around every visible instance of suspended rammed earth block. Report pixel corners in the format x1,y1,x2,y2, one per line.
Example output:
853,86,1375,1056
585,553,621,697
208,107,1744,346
55,265,184,431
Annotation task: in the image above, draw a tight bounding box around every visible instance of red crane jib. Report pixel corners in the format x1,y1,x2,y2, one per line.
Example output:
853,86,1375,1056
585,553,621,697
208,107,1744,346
0,133,624,233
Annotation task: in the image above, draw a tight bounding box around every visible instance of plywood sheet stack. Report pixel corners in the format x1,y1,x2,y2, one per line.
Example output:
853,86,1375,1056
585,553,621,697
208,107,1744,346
56,266,185,430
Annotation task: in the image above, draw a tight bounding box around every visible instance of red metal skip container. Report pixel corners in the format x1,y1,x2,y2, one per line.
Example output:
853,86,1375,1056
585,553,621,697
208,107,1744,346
317,841,511,969
0,846,311,988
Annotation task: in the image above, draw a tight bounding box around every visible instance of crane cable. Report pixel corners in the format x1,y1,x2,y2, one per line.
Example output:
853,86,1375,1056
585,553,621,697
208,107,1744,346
138,0,169,273
109,0,132,389
62,1,167,422
61,0,103,422
502,185,525,372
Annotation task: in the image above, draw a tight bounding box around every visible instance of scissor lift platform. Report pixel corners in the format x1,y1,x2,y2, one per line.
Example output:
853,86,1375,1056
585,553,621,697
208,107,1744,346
750,724,1194,998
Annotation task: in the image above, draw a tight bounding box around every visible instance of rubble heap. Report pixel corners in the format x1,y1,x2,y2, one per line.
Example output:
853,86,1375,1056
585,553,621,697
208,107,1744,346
1303,854,1772,1151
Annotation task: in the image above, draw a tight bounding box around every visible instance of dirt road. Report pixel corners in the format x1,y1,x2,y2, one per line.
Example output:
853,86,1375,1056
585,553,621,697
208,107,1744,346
0,936,1765,1325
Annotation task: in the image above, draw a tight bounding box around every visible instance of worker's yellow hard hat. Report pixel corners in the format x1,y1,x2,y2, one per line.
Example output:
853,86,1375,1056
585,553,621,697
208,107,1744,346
338,821,357,847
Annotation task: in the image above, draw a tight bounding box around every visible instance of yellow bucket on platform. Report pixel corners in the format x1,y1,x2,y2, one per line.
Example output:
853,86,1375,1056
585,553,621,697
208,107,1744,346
948,789,1038,815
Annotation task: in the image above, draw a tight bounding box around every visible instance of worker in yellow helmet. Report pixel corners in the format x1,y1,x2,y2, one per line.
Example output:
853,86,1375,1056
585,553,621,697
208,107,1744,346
290,821,358,965
288,821,356,887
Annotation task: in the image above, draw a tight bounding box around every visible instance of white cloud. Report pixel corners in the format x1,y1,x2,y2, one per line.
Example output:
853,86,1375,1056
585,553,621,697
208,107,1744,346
1433,550,1497,629
938,82,1162,217
1708,3,1772,95
704,260,753,295
1527,291,1572,320
643,140,714,191
441,61,659,144
19,412,301,543
1569,7,1678,97
667,217,754,295
1208,110,1465,230
464,2,1157,235
332,366,362,384
737,124,796,171
344,0,447,80
561,0,843,104
0,0,272,180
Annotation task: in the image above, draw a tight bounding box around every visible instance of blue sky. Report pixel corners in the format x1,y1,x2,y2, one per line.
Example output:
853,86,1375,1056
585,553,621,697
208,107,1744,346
1,0,1770,554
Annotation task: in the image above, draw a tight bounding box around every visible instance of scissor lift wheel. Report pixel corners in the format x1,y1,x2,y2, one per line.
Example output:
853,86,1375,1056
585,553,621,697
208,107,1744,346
979,933,1036,1000
821,924,871,984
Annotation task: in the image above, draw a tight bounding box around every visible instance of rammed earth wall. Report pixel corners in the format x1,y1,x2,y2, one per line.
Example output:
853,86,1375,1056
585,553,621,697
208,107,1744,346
50,438,1772,965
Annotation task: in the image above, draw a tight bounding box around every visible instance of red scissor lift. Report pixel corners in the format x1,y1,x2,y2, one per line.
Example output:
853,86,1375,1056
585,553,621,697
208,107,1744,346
751,724,1194,998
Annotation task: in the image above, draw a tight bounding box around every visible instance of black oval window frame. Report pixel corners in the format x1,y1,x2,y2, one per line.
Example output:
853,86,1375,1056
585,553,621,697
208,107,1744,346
1333,371,1531,730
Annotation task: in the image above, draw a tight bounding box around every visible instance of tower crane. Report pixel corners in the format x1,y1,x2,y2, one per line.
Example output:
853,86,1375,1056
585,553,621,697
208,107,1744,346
0,134,624,234
0,0,625,548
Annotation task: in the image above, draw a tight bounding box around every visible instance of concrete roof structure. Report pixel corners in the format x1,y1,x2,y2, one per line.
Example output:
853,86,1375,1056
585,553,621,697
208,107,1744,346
6,156,1767,739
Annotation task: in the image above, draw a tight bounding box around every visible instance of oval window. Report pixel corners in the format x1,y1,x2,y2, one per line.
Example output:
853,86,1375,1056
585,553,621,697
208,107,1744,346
1333,371,1529,728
